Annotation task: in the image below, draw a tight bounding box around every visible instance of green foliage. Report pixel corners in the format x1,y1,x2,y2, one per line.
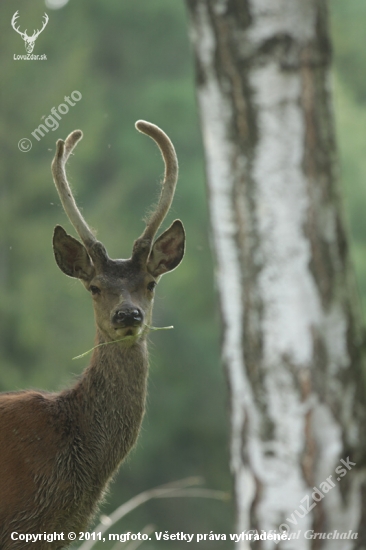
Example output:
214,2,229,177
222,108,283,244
331,0,366,104
1,0,230,544
330,1,366,314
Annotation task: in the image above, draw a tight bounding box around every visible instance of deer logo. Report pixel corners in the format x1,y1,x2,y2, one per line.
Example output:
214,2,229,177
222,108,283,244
11,11,49,54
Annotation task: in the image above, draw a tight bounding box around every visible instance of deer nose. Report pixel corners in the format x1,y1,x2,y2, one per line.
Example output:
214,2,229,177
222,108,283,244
113,307,143,328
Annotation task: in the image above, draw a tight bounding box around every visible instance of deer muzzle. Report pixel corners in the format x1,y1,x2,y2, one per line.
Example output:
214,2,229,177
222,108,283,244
112,307,144,329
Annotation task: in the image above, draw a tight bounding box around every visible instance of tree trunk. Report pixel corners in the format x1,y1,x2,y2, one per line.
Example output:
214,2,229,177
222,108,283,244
186,0,366,547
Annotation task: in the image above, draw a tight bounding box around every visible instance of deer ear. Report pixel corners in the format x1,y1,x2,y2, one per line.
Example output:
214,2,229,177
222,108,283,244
147,220,185,277
53,225,95,281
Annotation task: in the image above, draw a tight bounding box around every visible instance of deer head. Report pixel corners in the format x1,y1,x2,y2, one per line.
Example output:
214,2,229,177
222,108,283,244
51,122,185,345
11,11,49,54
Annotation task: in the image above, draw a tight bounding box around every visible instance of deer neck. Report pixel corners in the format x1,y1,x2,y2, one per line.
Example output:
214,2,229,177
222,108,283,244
68,329,149,474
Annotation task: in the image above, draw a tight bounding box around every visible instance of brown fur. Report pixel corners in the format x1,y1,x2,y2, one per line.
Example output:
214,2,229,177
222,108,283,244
0,338,148,548
0,123,185,548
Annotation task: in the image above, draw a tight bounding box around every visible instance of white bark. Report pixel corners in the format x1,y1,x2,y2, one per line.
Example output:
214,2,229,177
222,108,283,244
187,0,366,548
192,9,255,540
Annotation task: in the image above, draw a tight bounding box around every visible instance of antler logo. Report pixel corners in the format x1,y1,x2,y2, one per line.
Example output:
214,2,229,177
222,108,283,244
11,11,49,54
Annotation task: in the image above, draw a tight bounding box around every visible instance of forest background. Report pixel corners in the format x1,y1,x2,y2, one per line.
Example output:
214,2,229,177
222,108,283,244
0,1,365,548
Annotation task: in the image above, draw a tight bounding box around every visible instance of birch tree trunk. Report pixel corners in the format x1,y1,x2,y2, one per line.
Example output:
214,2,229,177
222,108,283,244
186,1,366,548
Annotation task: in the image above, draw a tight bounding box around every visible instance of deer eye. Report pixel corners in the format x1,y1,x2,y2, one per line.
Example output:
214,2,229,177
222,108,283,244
90,285,101,296
147,281,156,292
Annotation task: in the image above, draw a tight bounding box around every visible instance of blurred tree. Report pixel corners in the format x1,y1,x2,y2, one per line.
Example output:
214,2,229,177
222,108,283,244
186,0,366,545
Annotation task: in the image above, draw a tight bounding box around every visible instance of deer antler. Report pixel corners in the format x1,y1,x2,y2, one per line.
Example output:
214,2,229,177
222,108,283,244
52,122,178,266
133,121,179,261
11,11,27,39
32,13,49,39
51,131,99,253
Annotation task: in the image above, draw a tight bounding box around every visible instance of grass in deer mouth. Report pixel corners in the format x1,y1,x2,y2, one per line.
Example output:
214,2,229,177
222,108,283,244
72,324,174,360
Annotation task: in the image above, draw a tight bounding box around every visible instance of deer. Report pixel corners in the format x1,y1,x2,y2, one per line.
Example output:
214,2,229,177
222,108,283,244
0,121,185,549
11,11,49,54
